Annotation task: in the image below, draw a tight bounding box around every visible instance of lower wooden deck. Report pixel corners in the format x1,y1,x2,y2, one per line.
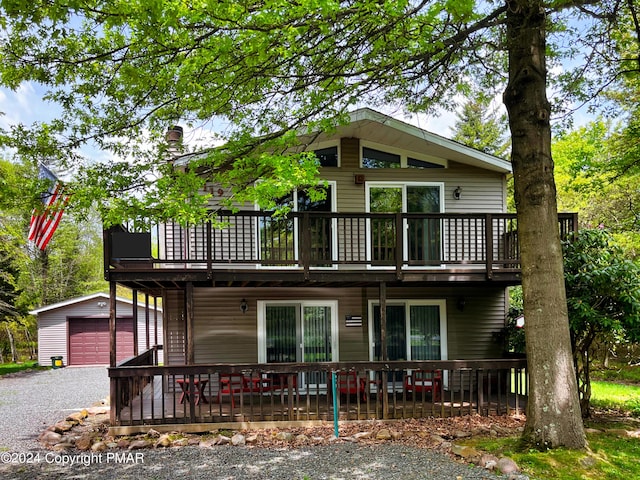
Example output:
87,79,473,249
115,375,527,430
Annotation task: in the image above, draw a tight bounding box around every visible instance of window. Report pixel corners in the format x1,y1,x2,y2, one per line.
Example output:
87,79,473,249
314,146,338,167
258,183,336,267
361,145,447,169
408,157,445,169
258,301,339,388
366,182,444,266
368,300,447,362
362,147,401,168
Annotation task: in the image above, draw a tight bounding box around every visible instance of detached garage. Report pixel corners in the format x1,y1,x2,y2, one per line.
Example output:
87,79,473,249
31,293,163,367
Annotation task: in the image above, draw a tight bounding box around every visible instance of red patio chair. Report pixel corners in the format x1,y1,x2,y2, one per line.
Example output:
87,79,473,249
243,374,273,394
337,371,367,402
404,369,442,401
217,373,245,407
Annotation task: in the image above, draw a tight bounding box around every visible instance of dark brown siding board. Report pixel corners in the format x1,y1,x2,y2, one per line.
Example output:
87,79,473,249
340,137,360,169
163,285,508,365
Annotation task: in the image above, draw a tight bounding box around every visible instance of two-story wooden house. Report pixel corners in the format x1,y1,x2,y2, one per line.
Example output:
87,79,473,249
105,108,576,433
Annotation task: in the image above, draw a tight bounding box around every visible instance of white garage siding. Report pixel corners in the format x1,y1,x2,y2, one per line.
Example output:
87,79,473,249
32,293,163,367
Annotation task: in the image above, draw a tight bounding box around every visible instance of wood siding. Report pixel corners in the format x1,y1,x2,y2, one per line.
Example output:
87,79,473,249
163,286,508,366
158,136,508,264
164,290,186,366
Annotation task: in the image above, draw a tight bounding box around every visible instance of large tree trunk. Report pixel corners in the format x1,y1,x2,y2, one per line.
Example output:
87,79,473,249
503,0,586,449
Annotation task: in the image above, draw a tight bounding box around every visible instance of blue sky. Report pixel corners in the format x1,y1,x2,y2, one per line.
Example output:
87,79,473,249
0,80,465,166
1,78,594,167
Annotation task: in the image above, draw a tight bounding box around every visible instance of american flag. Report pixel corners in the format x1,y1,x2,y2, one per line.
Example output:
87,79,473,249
28,165,69,250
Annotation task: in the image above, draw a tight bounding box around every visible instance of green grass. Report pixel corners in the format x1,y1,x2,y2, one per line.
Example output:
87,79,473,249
0,360,45,376
458,379,640,479
592,362,640,384
461,428,640,480
591,381,640,416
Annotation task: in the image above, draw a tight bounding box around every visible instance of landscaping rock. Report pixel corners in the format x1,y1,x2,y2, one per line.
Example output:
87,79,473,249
128,439,151,450
75,433,94,451
199,438,217,448
451,444,481,462
117,438,130,449
91,441,108,452
66,410,88,424
173,438,189,447
275,431,294,442
38,430,62,446
52,442,74,452
479,453,500,470
53,421,76,433
155,434,173,448
497,457,520,474
86,406,110,415
231,433,246,446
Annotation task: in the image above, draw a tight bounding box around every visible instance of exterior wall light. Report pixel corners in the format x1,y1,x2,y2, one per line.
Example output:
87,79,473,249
240,299,248,314
453,186,462,200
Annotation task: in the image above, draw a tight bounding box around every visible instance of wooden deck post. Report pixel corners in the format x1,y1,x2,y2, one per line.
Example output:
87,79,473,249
145,293,150,351
132,289,139,357
485,214,494,280
154,295,159,347
380,281,387,362
380,281,389,419
185,282,195,365
109,282,117,368
109,281,117,425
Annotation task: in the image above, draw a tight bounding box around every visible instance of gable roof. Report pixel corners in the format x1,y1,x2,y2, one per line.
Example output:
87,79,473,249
312,108,512,173
174,107,512,174
29,292,162,315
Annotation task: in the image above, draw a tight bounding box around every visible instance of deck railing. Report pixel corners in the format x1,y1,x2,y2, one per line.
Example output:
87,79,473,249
107,212,578,276
108,357,528,431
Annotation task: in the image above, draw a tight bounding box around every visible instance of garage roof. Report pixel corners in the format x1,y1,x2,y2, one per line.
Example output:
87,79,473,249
29,292,162,315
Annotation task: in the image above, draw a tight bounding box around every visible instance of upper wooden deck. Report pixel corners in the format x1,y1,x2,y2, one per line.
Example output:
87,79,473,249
105,211,578,291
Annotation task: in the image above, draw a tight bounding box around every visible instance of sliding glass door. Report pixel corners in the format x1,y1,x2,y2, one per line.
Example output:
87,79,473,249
259,185,335,266
367,183,443,266
407,185,442,264
259,301,338,388
370,301,447,361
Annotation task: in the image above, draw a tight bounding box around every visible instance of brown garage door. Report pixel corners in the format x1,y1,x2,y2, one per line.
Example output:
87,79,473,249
68,317,134,365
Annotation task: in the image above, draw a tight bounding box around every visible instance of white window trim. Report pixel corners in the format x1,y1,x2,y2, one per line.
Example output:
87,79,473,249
365,181,445,269
367,299,448,362
257,299,340,363
360,140,448,169
255,181,338,269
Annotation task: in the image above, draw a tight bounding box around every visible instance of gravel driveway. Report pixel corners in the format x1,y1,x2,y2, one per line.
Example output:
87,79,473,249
0,366,109,453
0,367,523,479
